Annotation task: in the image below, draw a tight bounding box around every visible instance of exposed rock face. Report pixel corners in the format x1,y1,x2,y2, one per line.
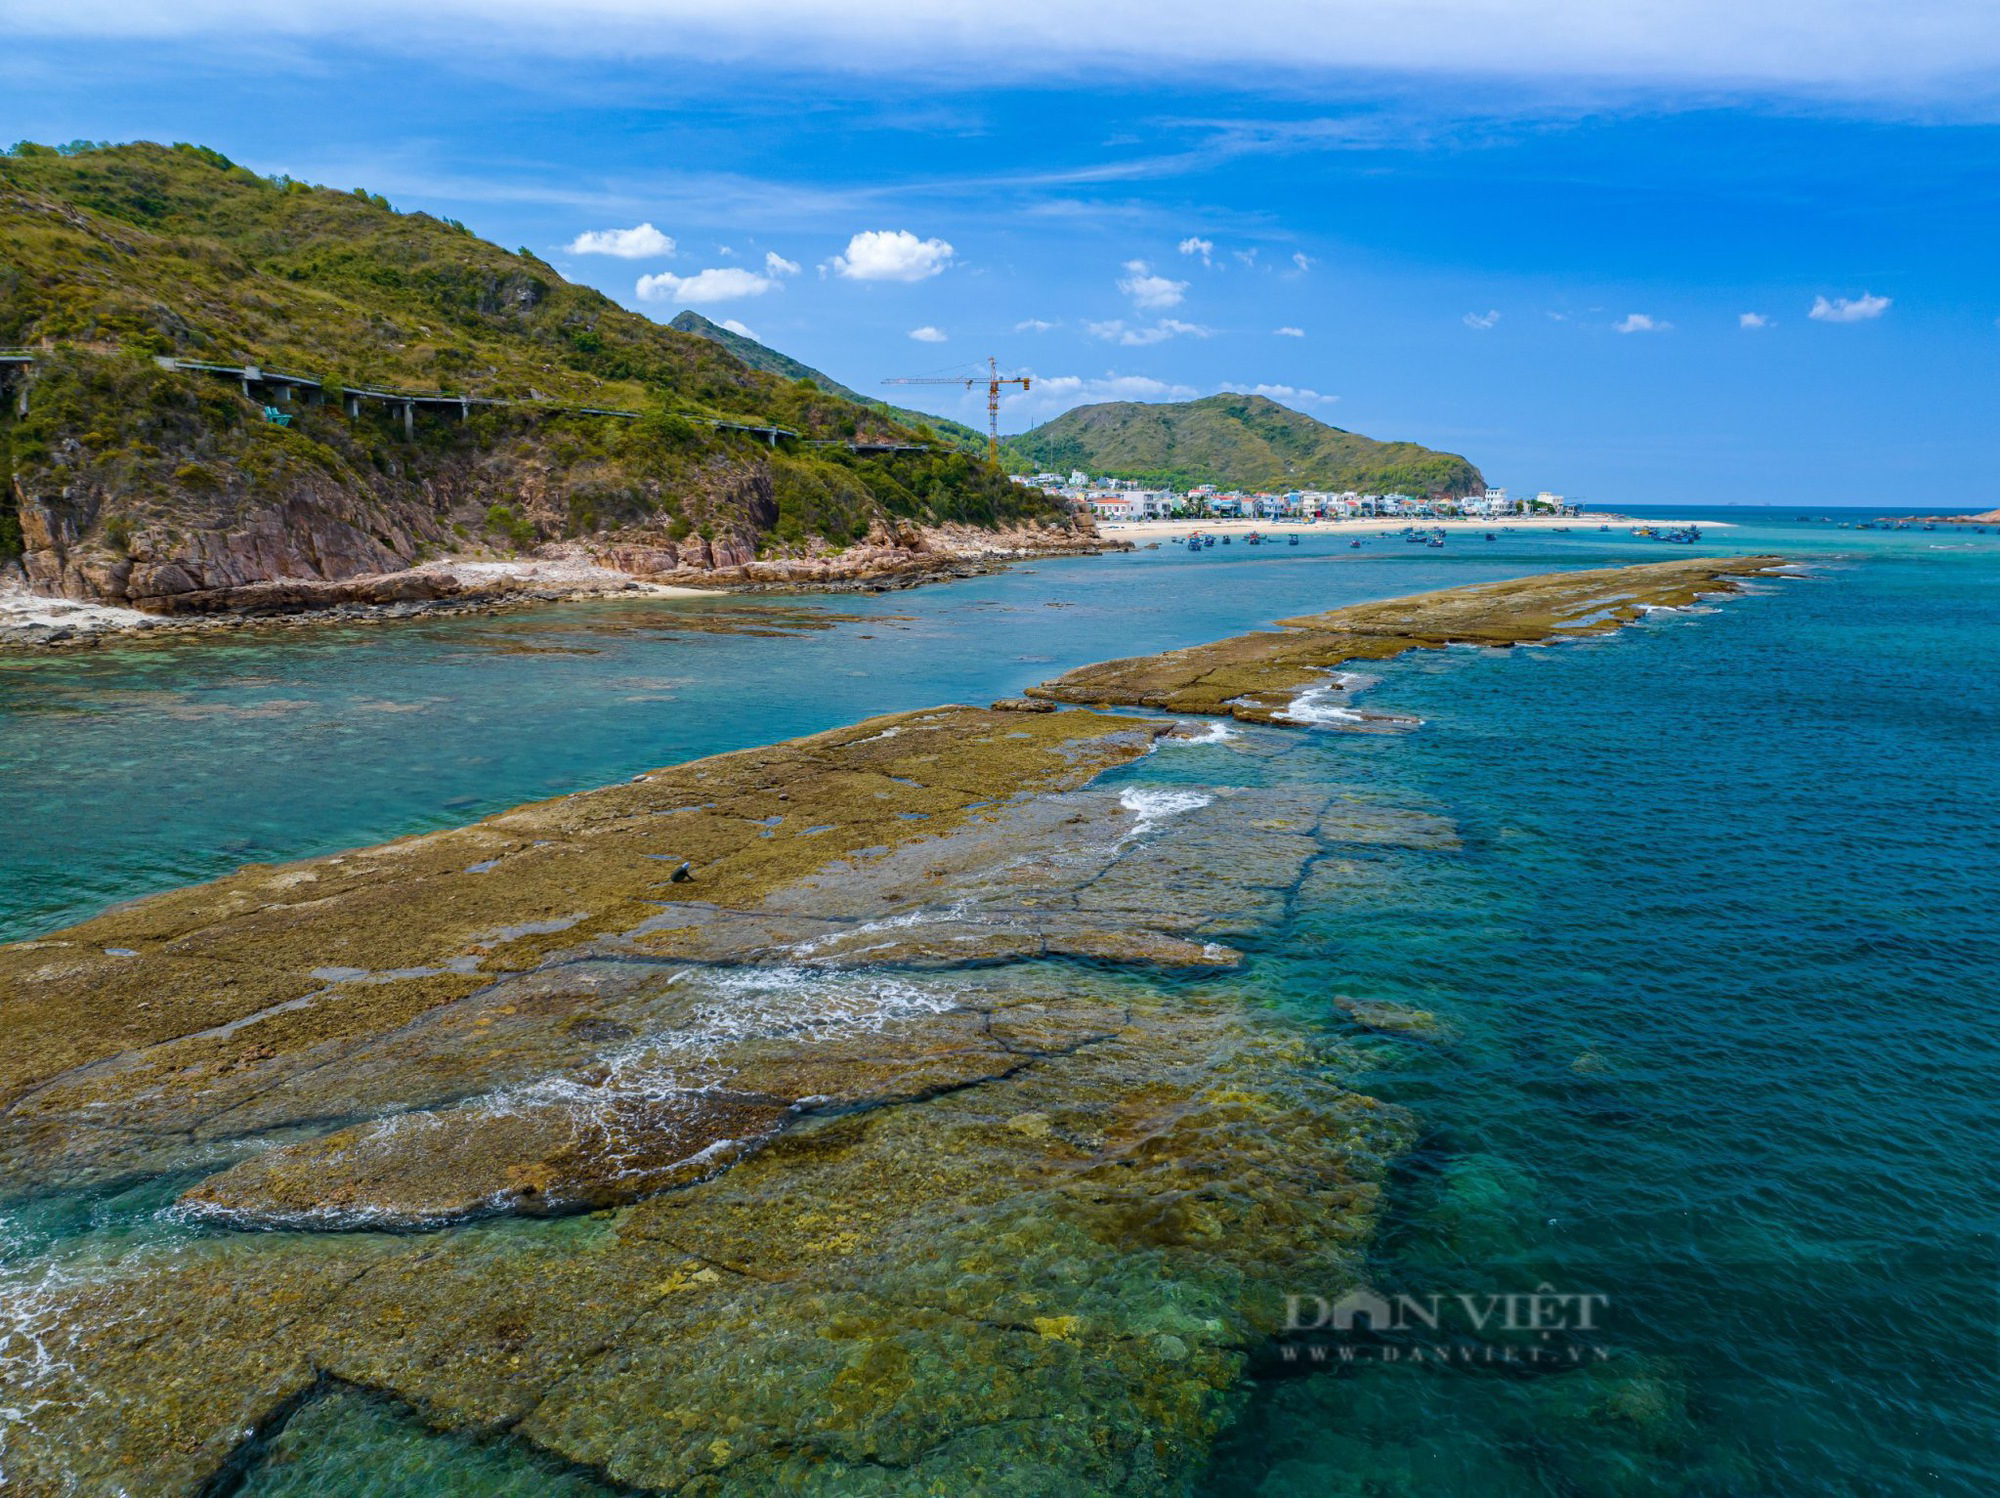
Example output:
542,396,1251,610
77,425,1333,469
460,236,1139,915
20,484,432,606
591,520,1107,594
13,489,1104,621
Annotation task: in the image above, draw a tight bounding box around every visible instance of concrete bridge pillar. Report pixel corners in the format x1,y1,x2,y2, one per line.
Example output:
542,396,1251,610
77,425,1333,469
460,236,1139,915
401,400,414,439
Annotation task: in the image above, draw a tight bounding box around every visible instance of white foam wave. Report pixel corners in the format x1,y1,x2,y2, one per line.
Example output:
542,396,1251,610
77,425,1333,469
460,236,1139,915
1118,786,1214,838
1278,690,1366,726
784,901,975,960
479,966,968,1125
0,1247,161,1485
1167,719,1238,745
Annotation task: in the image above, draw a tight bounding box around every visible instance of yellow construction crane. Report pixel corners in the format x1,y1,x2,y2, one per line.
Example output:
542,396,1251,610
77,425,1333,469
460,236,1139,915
882,356,1030,462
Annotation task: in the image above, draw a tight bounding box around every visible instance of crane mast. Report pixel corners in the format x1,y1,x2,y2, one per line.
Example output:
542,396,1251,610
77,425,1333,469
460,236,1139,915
881,356,1030,462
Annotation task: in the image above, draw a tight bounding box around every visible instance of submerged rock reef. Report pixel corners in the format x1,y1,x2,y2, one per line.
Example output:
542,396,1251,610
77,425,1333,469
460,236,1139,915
0,558,1782,1494
1027,556,1785,722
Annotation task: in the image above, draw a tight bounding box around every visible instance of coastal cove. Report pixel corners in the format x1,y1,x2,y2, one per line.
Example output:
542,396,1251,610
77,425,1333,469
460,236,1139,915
0,510,1851,942
3,512,1998,1495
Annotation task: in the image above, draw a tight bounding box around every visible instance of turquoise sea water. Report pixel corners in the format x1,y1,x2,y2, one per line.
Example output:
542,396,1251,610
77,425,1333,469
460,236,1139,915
4,507,1996,1492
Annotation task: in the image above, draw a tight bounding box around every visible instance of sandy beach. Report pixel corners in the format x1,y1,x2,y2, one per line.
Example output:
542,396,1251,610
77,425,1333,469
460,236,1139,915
0,557,721,648
1096,512,1729,542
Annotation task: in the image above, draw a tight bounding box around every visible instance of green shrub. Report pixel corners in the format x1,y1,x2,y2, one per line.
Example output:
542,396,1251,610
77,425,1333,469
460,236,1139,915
484,503,538,550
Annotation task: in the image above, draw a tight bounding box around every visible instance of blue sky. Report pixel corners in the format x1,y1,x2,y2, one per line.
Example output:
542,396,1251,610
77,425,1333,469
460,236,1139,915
6,3,1999,505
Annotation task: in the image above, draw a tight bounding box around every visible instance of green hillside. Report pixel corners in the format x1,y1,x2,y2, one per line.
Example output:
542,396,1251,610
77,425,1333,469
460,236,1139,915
668,311,992,456
1007,393,1483,496
666,311,871,402
0,140,1067,606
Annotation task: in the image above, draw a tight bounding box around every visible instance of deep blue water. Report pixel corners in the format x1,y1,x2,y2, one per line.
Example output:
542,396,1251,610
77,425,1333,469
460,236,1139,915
4,506,1996,1493
1134,520,2000,1494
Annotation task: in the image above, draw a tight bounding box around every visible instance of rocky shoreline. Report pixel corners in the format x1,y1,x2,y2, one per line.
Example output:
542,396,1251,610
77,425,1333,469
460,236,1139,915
1029,555,1786,721
0,559,1781,1495
0,522,1121,649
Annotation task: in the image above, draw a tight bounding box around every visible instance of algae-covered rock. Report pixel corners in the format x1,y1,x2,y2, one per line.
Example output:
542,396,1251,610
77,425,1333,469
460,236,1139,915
3,974,1411,1494
1025,557,1787,721
1334,994,1457,1044
0,564,1784,1494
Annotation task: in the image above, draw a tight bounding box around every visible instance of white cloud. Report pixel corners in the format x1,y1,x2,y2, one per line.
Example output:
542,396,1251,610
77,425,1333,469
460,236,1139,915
1087,317,1211,346
1464,309,1501,330
1233,248,1260,269
1178,236,1215,265
720,319,759,338
908,325,948,342
833,229,955,281
635,266,778,303
1001,371,1202,420
1274,325,1305,337
1809,292,1891,322
1291,252,1315,272
17,4,2000,103
1740,311,1771,328
1615,312,1671,333
566,222,674,259
764,251,801,277
1117,260,1188,310
1015,317,1058,332
1221,381,1339,406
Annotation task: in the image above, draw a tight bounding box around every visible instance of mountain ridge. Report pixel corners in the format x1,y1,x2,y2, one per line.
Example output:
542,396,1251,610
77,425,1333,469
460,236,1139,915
667,311,993,456
1008,393,1483,495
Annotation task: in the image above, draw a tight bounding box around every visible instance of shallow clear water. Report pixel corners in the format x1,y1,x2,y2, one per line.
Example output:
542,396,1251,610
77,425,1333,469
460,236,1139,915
4,507,1996,1493
0,509,1813,942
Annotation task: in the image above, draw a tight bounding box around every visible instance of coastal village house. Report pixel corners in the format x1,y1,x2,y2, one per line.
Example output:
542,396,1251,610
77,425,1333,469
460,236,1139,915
1014,472,1576,522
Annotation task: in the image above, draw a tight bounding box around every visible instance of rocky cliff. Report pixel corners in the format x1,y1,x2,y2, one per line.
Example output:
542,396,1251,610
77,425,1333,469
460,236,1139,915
0,142,1090,616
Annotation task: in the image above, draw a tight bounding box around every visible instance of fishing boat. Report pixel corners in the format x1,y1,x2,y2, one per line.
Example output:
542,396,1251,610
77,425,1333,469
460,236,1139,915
1244,531,1263,545
1426,535,1445,548
1348,539,1362,549
1287,533,1300,546
1203,535,1215,548
1485,532,1497,541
